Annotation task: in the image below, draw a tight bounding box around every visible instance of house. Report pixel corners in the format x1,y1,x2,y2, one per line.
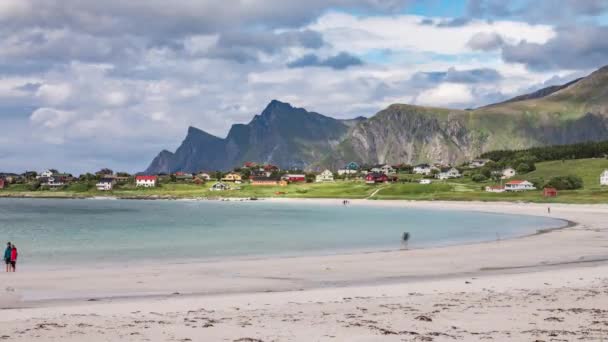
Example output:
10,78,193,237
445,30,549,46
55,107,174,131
470,159,490,168
601,170,608,186
38,170,54,178
136,175,157,187
436,167,461,180
543,187,558,197
221,173,242,183
485,185,505,193
0,178,5,189
380,164,396,175
251,176,280,186
197,172,212,181
281,174,306,183
346,162,359,170
243,161,257,168
419,179,431,185
504,180,536,192
210,182,230,191
44,177,65,188
315,170,334,183
365,172,388,184
175,172,194,181
337,169,358,175
413,164,432,175
96,178,115,191
501,167,516,179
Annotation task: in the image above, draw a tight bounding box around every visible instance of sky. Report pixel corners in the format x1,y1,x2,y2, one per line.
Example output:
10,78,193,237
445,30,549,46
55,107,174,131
1,0,608,174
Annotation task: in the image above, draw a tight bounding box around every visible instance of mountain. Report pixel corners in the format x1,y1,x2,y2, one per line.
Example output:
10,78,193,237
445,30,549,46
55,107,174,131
331,65,608,166
145,100,353,173
145,65,608,173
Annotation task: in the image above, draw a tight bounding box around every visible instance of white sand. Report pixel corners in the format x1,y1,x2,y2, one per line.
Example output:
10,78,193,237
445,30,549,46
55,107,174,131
1,200,607,341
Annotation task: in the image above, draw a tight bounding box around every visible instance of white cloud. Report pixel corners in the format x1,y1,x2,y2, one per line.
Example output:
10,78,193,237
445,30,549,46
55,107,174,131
36,83,72,105
416,83,474,107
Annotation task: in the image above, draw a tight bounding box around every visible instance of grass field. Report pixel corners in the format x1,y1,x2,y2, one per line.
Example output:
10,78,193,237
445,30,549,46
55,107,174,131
2,159,608,203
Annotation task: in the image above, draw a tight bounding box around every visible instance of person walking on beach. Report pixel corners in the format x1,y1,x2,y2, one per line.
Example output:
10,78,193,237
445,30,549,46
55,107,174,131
4,242,11,272
9,245,17,272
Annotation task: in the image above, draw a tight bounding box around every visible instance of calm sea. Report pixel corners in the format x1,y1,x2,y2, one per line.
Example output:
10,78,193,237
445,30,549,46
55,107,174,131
0,198,562,267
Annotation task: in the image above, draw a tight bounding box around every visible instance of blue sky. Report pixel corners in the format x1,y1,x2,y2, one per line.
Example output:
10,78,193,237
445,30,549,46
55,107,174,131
0,0,607,173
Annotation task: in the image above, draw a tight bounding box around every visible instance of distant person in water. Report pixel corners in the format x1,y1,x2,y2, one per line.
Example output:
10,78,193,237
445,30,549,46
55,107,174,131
10,245,17,272
4,242,11,272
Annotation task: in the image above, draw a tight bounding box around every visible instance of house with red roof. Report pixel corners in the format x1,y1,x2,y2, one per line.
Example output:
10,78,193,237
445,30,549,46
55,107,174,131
504,180,536,192
135,175,158,187
543,187,558,197
365,172,388,184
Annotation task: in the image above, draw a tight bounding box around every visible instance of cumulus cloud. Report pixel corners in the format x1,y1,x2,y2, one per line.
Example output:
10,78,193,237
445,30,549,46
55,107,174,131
501,26,608,71
412,67,502,84
467,32,504,51
415,83,474,108
287,52,363,70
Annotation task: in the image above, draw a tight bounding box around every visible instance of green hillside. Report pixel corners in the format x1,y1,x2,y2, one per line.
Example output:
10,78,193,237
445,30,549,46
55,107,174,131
523,158,608,190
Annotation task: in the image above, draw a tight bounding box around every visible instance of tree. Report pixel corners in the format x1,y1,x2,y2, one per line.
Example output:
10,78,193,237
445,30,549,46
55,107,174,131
305,173,316,183
96,168,114,176
545,175,583,190
471,174,487,182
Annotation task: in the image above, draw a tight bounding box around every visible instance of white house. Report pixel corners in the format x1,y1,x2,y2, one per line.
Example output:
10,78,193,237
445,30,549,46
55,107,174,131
380,164,396,175
315,170,334,182
413,164,432,175
38,170,54,178
470,159,490,168
135,175,157,187
419,179,431,185
436,167,461,180
197,173,212,181
96,178,115,191
44,177,65,188
485,185,505,193
337,169,358,176
601,170,608,186
210,182,229,191
501,167,516,179
504,180,536,192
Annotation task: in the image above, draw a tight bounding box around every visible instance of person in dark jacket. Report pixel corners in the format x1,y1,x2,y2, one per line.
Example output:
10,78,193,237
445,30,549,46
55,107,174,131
4,242,12,272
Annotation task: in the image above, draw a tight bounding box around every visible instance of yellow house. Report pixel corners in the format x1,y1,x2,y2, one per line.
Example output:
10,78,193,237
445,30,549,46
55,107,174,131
221,173,242,183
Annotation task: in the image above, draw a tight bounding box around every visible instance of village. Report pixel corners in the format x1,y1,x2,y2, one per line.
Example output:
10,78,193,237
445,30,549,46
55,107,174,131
2,157,608,202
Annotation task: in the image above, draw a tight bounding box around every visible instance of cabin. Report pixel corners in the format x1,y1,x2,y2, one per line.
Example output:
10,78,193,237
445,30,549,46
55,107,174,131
380,164,396,175
210,182,229,191
197,172,212,181
96,178,115,191
501,167,516,179
251,176,280,186
504,180,536,192
315,170,334,183
0,178,5,189
38,170,54,178
281,174,306,183
413,164,432,175
436,167,461,180
543,187,558,197
601,170,608,186
470,159,490,168
221,173,242,184
346,162,359,170
485,185,505,193
135,175,157,187
365,172,388,184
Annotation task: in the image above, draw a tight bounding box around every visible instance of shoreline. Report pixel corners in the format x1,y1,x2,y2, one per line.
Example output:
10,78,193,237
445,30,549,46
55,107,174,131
1,200,608,341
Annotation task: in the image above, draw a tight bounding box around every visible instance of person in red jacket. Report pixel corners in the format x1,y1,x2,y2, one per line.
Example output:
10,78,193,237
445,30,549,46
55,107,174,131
10,245,17,272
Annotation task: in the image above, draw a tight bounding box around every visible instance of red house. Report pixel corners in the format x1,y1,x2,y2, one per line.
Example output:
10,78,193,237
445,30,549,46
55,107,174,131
0,179,5,189
365,172,388,184
281,174,306,183
543,187,558,197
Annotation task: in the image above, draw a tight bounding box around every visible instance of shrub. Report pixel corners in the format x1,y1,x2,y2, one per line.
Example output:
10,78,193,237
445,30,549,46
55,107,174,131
545,175,583,190
471,174,487,182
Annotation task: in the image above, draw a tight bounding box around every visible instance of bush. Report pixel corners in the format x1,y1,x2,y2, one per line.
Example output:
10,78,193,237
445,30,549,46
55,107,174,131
471,174,487,182
545,175,583,190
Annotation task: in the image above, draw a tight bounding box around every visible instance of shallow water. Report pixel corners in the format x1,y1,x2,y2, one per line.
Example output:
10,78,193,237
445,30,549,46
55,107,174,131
0,198,562,267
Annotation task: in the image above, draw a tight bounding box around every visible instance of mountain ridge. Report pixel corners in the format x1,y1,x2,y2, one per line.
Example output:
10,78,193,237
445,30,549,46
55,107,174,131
145,65,608,173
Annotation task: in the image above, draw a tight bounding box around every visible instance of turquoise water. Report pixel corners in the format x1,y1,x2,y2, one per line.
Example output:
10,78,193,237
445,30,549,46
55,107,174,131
0,198,562,267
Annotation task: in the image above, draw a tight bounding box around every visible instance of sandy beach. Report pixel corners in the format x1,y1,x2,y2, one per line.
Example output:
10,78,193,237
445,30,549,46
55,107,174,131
1,200,608,341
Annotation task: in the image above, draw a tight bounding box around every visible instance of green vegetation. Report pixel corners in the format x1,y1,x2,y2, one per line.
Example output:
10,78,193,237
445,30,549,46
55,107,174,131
2,158,608,203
